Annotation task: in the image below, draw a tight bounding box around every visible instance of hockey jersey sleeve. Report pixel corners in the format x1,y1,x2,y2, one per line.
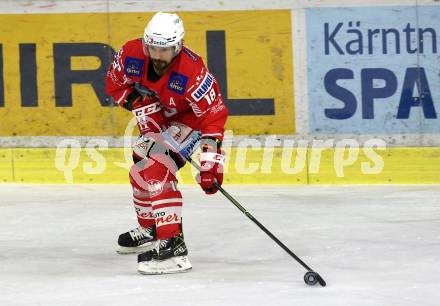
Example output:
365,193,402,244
185,64,228,141
105,44,138,109
106,42,166,133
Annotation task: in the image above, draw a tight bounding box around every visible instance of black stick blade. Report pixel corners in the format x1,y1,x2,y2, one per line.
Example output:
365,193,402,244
317,274,326,287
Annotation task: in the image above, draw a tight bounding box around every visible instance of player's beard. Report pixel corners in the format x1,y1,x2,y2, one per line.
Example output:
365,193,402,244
151,59,170,75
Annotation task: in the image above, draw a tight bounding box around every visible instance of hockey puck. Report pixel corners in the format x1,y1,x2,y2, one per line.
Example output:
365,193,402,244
304,271,319,286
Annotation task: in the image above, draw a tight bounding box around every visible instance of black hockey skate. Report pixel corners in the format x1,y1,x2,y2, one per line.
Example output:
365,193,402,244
137,232,192,274
116,226,157,254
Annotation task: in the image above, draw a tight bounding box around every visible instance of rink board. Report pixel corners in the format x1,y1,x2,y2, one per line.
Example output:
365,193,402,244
0,10,294,136
0,147,439,184
0,149,13,182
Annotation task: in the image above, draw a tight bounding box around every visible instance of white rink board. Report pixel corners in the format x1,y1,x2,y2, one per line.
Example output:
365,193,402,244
0,0,434,14
0,185,439,306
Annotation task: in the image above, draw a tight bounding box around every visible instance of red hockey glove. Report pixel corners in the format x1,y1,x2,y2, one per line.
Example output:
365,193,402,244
197,138,225,195
125,90,166,134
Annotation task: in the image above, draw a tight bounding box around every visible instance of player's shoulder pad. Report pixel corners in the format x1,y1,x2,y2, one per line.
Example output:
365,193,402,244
179,46,208,80
181,46,202,63
120,39,145,78
120,38,144,57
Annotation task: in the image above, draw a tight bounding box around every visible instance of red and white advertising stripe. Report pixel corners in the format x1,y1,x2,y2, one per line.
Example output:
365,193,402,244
151,198,183,237
133,195,155,227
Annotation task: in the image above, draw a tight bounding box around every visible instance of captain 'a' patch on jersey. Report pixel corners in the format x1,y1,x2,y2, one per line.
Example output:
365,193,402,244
190,69,215,102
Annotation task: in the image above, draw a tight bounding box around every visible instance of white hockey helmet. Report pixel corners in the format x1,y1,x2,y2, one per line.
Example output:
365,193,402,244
143,12,185,54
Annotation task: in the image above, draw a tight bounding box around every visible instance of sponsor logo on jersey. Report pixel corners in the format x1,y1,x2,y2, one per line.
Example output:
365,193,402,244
167,71,188,95
146,179,164,197
125,57,144,77
135,206,154,220
191,73,214,102
155,213,180,226
183,48,198,62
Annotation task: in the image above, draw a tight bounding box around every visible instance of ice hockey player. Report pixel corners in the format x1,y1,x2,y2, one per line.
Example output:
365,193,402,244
105,12,228,274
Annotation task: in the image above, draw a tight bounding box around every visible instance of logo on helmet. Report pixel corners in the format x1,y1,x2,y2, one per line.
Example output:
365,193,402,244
146,36,168,47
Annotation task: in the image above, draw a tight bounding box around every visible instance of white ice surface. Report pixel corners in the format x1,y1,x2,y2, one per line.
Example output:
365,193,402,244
0,184,439,306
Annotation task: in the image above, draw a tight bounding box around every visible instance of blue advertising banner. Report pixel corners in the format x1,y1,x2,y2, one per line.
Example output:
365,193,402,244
306,6,440,134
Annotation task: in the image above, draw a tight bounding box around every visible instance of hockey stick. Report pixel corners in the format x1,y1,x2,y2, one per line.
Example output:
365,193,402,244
186,156,326,287
153,129,326,286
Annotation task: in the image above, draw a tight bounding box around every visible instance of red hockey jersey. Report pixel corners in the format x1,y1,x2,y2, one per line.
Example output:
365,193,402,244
106,39,228,140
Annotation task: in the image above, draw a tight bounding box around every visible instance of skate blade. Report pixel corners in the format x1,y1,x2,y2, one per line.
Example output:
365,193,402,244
137,256,192,275
116,242,156,255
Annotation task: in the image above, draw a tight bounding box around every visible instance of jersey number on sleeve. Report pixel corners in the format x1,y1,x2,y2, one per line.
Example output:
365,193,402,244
203,88,216,105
